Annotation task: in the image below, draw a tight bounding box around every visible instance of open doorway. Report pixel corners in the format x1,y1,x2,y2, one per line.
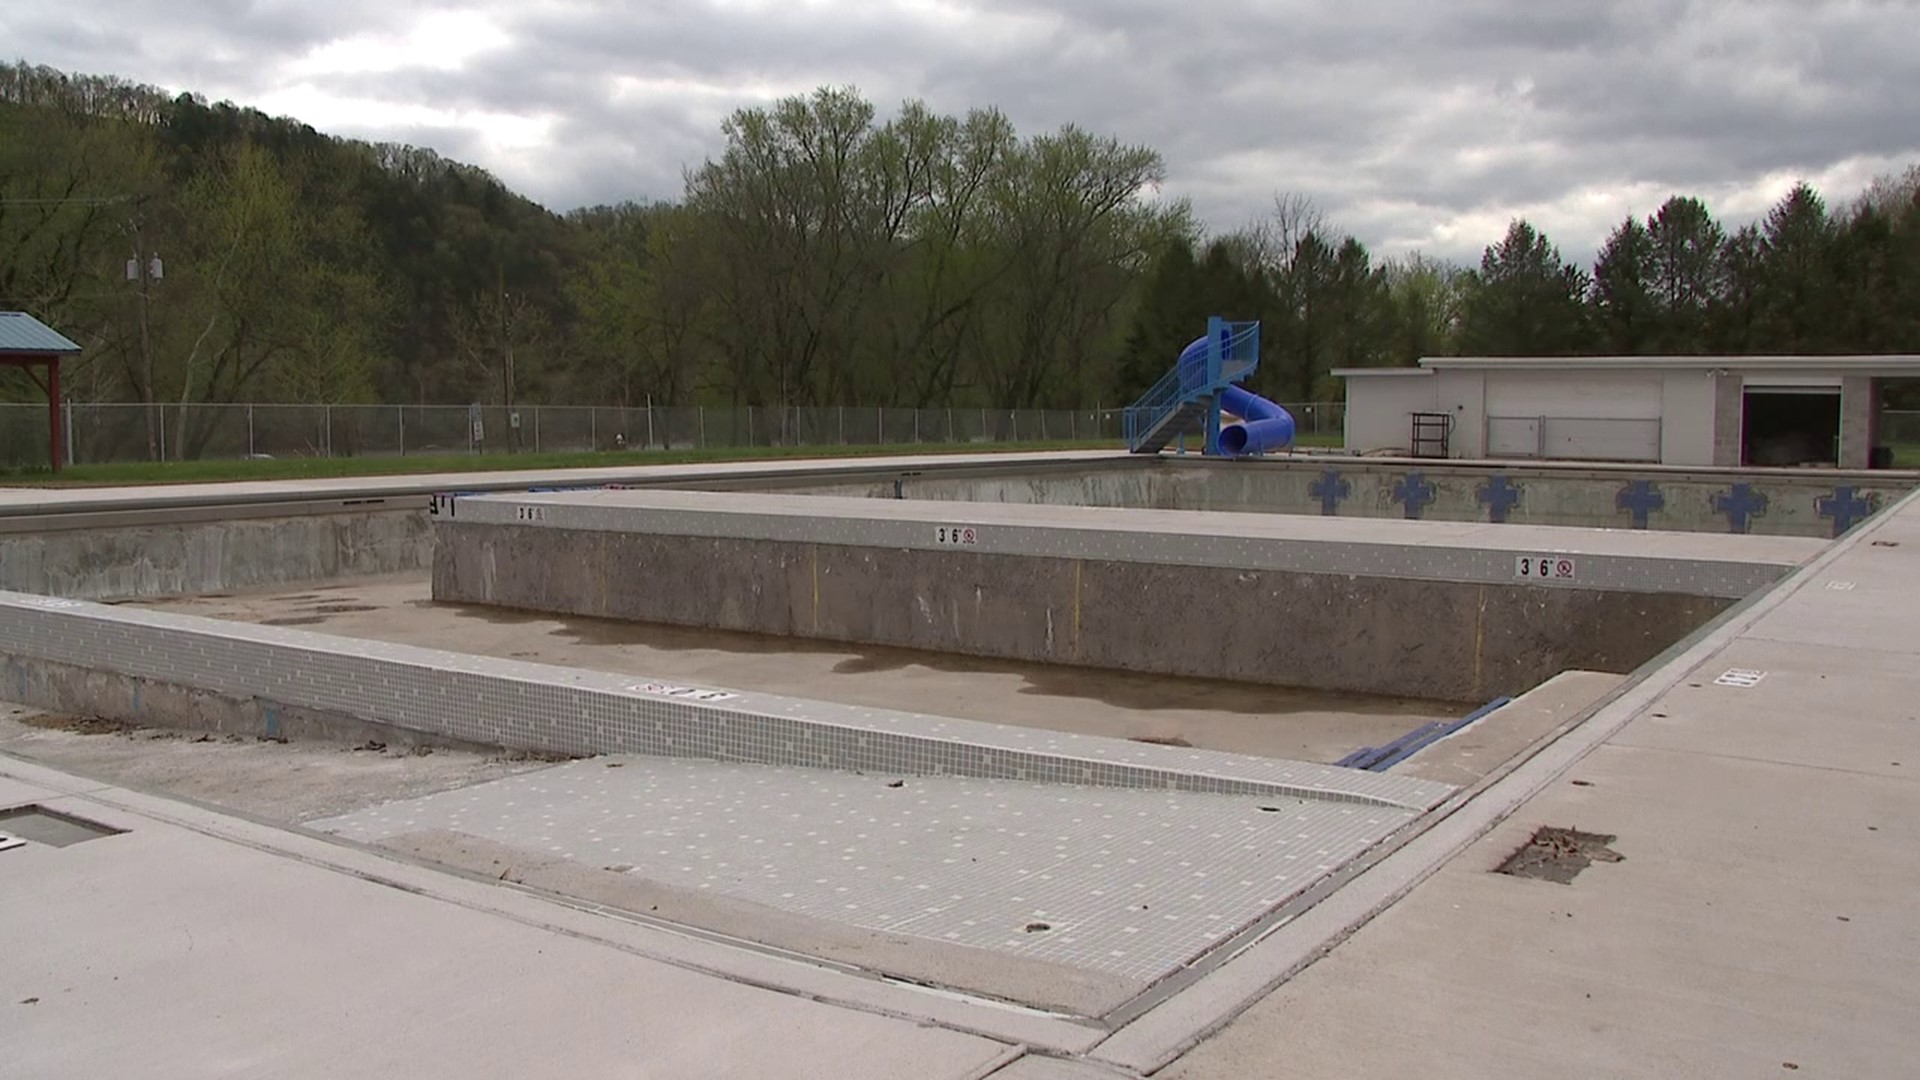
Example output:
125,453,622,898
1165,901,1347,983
1743,389,1839,466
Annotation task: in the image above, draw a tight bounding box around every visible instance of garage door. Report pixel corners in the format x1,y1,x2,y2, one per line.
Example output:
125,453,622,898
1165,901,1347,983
1484,373,1663,462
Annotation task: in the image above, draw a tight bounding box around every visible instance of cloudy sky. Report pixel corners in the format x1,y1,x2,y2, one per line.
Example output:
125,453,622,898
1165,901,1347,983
7,0,1917,264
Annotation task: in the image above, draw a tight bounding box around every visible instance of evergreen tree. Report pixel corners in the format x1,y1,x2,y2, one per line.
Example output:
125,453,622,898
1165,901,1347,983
1459,219,1591,355
1645,195,1725,352
1753,182,1838,352
1592,216,1655,353
1116,239,1204,397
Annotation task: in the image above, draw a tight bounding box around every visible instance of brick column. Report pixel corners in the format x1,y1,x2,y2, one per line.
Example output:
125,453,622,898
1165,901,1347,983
1711,371,1744,466
1839,376,1880,469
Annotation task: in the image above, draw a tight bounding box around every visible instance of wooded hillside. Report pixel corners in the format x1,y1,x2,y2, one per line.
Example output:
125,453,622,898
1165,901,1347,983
4,61,1917,448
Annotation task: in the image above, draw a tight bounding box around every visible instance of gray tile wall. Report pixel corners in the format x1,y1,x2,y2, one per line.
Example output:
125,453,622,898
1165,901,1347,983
0,591,1452,812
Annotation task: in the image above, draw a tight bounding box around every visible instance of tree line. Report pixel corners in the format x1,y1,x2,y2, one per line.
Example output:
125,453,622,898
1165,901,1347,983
4,62,1918,458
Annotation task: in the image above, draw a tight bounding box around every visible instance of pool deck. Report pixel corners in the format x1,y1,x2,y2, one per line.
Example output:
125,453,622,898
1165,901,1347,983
0,449,1127,515
3,462,1918,1077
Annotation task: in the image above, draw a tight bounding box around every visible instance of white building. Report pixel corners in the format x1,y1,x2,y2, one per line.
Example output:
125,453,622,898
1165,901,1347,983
1336,356,1920,469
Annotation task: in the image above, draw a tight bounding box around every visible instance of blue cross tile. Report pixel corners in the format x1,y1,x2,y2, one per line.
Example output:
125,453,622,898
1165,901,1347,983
1711,483,1770,534
1476,474,1522,524
1816,486,1875,538
1393,471,1437,520
1615,480,1664,530
1308,469,1352,516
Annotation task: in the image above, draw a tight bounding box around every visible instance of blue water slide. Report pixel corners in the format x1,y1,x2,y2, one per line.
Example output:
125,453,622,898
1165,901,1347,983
1175,334,1215,392
1218,385,1296,456
1172,331,1294,456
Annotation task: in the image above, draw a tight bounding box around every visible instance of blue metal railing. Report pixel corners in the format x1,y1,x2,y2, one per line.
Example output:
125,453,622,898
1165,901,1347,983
1124,318,1263,452
1122,363,1187,448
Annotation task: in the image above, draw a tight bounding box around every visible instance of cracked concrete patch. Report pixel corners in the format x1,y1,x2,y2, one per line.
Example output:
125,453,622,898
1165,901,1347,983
1495,827,1625,885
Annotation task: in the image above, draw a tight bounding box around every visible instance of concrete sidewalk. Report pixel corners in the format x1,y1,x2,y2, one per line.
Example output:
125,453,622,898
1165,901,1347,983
0,759,1021,1080
1155,493,1920,1078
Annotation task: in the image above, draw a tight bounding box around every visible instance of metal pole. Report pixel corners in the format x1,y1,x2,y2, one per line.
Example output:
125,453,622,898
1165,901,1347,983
698,406,705,448
838,406,845,445
324,404,333,457
398,404,405,456
47,361,61,472
590,407,596,450
247,404,254,457
877,406,884,444
64,399,75,467
533,406,541,453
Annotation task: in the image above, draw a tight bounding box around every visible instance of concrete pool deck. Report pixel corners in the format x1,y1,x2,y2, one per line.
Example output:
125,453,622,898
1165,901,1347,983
1102,485,1920,1077
4,457,1919,1076
0,449,1128,516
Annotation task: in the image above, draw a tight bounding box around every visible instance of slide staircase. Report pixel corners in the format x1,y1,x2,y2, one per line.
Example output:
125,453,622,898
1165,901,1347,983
1123,318,1295,456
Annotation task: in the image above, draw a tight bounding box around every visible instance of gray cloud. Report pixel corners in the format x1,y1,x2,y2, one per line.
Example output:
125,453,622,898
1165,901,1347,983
6,0,1917,264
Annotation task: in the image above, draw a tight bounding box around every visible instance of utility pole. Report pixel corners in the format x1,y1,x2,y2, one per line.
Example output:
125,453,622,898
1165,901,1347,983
126,216,163,461
497,264,518,453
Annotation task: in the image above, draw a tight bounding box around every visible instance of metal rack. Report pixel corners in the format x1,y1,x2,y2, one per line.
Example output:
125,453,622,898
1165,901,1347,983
1410,411,1452,458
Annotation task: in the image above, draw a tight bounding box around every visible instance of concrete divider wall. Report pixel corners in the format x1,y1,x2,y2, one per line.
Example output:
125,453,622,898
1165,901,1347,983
436,522,1728,703
790,459,1914,538
0,591,1451,810
434,492,1819,702
0,510,431,600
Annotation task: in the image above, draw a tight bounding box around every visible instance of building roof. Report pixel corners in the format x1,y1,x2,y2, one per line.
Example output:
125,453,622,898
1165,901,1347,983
1336,354,1920,377
0,311,83,356
1329,366,1433,377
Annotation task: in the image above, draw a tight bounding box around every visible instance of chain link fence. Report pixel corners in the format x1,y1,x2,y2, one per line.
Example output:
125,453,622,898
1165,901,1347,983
0,400,1353,469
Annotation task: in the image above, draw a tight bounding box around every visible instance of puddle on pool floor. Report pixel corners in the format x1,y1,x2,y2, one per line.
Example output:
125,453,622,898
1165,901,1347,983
140,577,1465,764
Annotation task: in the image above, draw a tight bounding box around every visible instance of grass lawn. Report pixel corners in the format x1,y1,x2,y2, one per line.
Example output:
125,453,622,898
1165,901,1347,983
3,439,1130,487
